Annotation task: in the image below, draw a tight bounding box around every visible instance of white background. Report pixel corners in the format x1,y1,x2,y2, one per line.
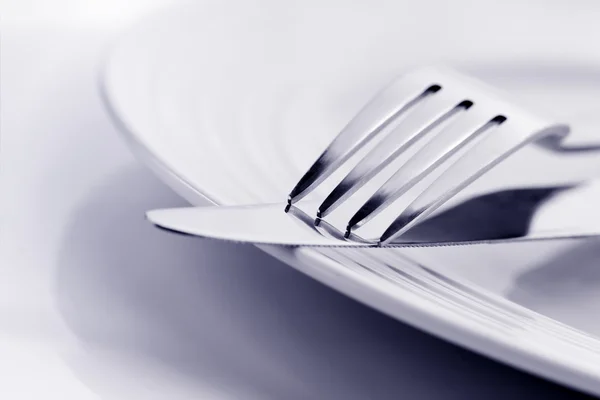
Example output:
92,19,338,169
0,1,593,398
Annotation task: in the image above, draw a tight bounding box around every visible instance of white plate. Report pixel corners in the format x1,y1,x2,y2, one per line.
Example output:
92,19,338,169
102,1,600,395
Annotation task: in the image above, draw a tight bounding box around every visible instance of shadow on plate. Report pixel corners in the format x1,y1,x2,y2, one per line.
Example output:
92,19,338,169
54,165,591,399
508,239,600,335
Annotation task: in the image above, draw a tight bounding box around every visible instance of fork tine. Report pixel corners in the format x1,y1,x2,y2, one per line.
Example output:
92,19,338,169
287,71,441,206
379,121,570,244
316,90,472,219
345,109,504,233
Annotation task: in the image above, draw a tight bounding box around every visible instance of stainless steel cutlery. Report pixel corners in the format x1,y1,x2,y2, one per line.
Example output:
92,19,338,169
147,67,600,247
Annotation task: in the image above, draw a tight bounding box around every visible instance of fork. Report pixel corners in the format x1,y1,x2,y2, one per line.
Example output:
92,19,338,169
146,66,600,247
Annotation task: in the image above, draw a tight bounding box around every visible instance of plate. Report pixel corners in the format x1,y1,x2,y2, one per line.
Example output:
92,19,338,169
102,1,600,395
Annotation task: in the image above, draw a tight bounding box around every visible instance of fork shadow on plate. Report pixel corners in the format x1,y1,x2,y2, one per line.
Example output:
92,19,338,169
54,165,593,399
